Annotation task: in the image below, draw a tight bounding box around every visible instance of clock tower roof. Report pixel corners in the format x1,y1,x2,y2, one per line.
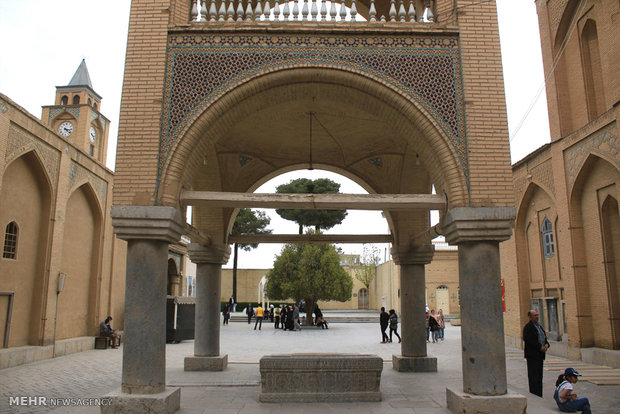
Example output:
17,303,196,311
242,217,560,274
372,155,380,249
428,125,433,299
68,59,93,88
56,59,101,100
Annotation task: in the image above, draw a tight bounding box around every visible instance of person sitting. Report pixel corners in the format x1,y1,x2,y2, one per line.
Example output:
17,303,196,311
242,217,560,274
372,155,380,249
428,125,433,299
553,368,591,414
99,316,120,348
315,316,329,329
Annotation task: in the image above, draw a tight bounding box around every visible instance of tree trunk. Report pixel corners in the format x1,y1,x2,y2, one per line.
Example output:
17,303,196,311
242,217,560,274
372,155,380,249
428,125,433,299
232,243,238,301
298,224,303,235
305,299,315,326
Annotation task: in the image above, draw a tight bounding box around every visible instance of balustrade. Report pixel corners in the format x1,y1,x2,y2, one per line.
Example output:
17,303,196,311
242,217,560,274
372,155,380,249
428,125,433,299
190,0,436,23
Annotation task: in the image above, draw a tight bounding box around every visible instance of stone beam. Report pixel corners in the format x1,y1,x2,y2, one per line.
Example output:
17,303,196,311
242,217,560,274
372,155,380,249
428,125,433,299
180,191,446,211
228,234,393,244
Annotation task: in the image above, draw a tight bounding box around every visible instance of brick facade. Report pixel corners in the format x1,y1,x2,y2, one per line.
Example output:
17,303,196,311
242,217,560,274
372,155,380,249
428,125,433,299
502,0,620,355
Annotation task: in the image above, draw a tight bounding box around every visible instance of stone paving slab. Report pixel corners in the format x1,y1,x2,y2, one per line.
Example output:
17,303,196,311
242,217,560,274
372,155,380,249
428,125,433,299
1,321,619,413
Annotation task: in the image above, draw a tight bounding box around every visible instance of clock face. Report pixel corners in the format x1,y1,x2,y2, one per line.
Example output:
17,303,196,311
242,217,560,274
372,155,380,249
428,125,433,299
58,121,73,137
89,127,97,143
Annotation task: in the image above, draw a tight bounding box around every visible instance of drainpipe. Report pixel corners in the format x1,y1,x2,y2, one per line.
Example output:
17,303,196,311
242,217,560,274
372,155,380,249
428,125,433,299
53,273,66,357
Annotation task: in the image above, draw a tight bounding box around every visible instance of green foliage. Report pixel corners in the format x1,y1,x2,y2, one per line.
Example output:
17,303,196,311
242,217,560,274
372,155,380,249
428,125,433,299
353,244,381,288
232,208,272,250
265,234,353,304
275,178,347,233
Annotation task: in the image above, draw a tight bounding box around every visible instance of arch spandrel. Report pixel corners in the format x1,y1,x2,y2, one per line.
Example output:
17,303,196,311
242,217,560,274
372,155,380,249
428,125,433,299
162,34,468,242
159,31,468,199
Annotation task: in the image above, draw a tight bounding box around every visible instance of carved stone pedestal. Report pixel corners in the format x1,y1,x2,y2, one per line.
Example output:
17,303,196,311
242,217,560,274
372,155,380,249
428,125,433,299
259,354,382,402
184,354,228,371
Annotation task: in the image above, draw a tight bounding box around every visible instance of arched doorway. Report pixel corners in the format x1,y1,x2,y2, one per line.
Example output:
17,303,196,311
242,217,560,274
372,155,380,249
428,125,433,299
435,286,449,314
358,288,369,309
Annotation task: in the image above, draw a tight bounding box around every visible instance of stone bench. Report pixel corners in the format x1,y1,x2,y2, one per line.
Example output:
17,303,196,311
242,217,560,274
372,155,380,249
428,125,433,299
259,353,383,402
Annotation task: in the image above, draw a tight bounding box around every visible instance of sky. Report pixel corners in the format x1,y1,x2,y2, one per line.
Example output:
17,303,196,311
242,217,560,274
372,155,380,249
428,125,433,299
0,0,551,269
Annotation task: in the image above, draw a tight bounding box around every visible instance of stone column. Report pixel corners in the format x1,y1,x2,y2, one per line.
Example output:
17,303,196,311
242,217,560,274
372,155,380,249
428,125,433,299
442,207,526,414
184,243,230,371
102,206,184,414
391,244,437,372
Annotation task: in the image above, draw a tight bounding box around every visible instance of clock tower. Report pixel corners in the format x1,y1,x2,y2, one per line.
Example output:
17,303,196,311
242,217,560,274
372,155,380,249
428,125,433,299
42,59,110,164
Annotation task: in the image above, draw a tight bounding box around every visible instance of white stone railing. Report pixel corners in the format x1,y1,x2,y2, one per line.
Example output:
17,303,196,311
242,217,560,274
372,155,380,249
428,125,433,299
190,0,435,23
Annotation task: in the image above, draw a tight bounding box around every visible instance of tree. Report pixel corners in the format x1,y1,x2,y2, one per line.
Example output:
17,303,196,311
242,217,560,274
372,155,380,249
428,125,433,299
275,178,348,234
353,244,381,288
265,231,353,325
231,209,271,301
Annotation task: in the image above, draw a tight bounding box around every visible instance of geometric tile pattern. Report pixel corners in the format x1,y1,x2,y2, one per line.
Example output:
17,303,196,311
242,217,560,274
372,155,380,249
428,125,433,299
565,122,619,189
48,107,80,121
6,123,60,194
161,32,467,184
68,160,107,207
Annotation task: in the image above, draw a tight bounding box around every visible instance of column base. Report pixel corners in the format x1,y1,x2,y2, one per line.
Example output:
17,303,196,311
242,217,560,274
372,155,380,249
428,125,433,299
392,355,437,372
446,388,526,414
184,354,228,371
101,387,180,414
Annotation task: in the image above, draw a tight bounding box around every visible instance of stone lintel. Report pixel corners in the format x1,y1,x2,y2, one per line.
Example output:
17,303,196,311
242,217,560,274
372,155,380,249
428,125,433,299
442,207,516,245
184,354,228,371
111,205,184,243
392,355,437,372
187,243,231,264
391,244,435,265
101,387,180,414
446,387,526,414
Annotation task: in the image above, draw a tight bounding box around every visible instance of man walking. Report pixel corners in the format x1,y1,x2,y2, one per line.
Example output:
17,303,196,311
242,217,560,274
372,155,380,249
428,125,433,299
523,309,550,397
379,307,390,343
254,304,264,330
246,304,254,324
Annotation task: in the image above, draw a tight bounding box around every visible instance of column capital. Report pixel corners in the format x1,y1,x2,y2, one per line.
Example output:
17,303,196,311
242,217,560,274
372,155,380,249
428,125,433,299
442,207,516,245
111,205,184,243
188,243,231,264
391,244,434,265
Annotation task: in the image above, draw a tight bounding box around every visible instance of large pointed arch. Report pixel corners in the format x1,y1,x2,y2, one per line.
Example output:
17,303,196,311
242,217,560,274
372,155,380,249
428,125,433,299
161,67,467,245
0,150,53,346
57,182,103,339
569,153,620,347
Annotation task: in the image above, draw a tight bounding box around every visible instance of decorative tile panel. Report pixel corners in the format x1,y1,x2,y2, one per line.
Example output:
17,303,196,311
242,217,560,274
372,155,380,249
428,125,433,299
91,111,107,129
68,161,107,207
565,123,619,189
6,123,60,193
49,107,80,121
161,32,467,187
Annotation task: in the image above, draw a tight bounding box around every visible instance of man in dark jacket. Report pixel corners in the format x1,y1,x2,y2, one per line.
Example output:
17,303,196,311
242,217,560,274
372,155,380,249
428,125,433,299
379,307,390,343
523,309,549,397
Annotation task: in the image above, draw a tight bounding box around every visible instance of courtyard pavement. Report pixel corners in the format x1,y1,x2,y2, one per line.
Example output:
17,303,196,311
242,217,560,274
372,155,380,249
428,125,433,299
1,313,619,413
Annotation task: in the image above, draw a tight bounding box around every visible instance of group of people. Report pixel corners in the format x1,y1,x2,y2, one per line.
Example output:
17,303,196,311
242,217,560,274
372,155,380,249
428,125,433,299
425,308,445,342
523,309,591,413
379,307,401,343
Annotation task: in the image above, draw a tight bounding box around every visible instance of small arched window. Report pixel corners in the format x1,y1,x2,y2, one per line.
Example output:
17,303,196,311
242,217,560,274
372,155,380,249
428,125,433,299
541,218,555,258
72,95,80,105
60,95,68,105
93,102,98,110
3,221,18,259
87,98,92,105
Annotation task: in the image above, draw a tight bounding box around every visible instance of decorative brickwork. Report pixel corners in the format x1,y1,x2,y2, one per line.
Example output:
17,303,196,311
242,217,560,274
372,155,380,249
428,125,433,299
565,122,618,189
531,160,555,197
547,0,569,41
6,123,60,193
162,32,467,184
